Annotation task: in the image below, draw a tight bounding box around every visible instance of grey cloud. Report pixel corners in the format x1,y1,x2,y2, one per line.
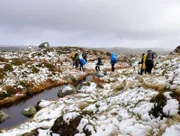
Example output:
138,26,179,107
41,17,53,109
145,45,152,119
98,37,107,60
0,0,180,49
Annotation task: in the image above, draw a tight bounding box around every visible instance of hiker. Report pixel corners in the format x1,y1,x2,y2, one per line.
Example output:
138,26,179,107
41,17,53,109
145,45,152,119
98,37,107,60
74,53,80,68
82,51,87,62
71,51,75,67
146,50,154,74
110,53,117,72
95,57,103,71
139,53,147,75
79,57,86,71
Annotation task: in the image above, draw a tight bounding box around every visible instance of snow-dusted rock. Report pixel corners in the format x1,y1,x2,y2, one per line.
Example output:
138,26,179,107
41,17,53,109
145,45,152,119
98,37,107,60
58,85,76,97
22,106,37,117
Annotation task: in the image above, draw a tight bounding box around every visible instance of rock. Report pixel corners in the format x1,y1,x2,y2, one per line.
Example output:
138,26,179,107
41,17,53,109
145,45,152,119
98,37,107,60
174,46,180,53
58,85,76,97
85,75,94,82
38,42,50,48
0,110,9,123
51,114,91,136
95,71,105,77
77,102,88,110
22,106,37,117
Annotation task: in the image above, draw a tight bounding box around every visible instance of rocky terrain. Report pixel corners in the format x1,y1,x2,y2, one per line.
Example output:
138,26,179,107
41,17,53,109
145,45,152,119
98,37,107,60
0,46,179,136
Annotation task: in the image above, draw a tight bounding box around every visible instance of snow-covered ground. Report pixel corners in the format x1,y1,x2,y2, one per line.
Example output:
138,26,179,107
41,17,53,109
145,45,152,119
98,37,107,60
0,47,180,136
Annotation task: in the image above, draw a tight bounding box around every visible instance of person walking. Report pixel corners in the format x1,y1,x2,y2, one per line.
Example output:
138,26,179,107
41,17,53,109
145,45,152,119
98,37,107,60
82,51,87,62
146,50,154,74
74,53,80,68
110,54,117,72
95,57,103,71
79,58,86,71
139,53,147,75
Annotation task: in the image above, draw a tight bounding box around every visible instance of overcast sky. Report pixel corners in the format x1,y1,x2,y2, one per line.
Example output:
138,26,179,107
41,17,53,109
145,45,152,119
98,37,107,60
0,0,180,49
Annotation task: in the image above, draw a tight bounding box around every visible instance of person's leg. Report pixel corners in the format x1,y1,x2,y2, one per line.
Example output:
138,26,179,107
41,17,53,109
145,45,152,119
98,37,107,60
111,63,115,71
95,66,98,71
98,66,100,71
140,68,143,75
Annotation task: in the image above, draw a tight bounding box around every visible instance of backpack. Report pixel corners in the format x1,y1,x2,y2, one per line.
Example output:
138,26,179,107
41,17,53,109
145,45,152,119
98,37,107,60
147,50,153,61
74,54,79,61
111,54,117,63
80,58,86,66
71,52,75,59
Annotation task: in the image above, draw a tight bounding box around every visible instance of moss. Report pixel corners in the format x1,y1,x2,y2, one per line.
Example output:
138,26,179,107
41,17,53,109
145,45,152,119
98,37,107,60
11,58,25,66
113,85,124,92
4,63,13,72
149,92,167,119
22,129,39,136
43,62,55,71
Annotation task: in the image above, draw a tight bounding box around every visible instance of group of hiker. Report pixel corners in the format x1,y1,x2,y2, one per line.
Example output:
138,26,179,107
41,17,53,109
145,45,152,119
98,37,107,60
71,51,87,71
71,50,118,72
71,49,155,74
139,50,155,75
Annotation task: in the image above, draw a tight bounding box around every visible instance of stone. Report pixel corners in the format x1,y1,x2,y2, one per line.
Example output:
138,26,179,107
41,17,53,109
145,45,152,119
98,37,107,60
174,46,180,53
0,110,9,123
95,71,105,77
38,42,50,48
22,106,37,117
58,85,76,97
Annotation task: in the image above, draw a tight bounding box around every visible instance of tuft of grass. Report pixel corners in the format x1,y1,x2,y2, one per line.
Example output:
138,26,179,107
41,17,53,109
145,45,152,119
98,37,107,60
149,92,167,119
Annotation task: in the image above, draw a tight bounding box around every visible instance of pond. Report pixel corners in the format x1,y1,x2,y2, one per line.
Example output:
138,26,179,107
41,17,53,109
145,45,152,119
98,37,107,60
0,75,94,130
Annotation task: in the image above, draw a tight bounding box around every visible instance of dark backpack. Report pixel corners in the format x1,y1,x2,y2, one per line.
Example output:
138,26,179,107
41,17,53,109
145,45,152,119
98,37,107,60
147,50,153,61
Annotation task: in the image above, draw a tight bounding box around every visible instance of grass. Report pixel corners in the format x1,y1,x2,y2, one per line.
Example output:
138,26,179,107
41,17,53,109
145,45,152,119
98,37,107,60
149,92,168,119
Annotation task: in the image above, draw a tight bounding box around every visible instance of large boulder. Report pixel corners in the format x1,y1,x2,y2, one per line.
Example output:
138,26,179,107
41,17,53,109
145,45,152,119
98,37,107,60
0,110,9,123
174,46,180,53
38,42,50,48
58,85,76,97
22,106,36,117
95,71,105,77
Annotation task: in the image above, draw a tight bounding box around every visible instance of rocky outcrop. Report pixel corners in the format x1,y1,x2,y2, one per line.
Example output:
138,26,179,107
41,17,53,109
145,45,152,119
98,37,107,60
58,85,76,97
0,110,9,123
38,42,50,48
22,106,37,117
174,46,180,53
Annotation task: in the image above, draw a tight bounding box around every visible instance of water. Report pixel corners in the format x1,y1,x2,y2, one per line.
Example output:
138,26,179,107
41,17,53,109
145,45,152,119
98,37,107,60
0,86,61,130
0,75,94,130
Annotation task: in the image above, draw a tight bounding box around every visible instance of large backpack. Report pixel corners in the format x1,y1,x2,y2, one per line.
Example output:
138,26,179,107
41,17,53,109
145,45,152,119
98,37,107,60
111,54,117,63
71,52,75,59
147,50,153,61
80,58,86,66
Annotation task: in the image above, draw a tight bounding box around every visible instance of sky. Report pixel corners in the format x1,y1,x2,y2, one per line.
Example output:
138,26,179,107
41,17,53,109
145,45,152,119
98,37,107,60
0,0,180,49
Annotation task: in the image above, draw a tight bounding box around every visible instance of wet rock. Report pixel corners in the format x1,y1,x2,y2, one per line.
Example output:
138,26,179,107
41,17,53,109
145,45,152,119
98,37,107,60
58,85,76,97
22,106,37,117
0,110,9,123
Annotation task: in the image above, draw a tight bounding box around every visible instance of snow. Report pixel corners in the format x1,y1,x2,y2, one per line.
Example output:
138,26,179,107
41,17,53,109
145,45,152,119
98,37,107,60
62,85,73,93
163,99,179,116
162,124,180,136
0,48,180,136
63,112,80,125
